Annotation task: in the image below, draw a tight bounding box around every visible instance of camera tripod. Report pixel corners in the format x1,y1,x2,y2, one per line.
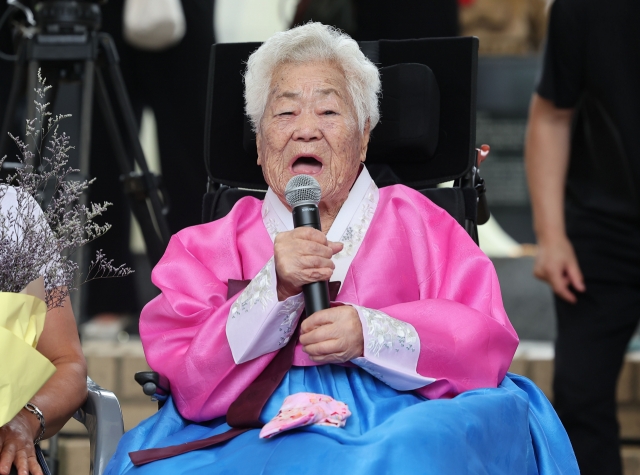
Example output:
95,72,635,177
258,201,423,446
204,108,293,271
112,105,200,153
0,3,171,321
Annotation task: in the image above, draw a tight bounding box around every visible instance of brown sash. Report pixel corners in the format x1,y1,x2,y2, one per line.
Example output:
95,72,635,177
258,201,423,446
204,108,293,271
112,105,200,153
129,280,341,466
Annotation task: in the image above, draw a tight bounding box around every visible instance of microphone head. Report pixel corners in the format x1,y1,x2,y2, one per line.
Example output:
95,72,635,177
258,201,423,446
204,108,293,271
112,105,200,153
285,175,322,208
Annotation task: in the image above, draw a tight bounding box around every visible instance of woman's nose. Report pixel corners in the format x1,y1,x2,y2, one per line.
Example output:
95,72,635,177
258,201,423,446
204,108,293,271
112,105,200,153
292,112,321,142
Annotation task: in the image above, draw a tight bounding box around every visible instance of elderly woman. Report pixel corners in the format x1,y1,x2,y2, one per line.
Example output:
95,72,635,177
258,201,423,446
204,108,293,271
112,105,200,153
106,23,577,474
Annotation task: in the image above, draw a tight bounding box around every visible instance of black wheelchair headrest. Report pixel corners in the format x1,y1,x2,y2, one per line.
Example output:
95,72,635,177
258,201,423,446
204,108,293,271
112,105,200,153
367,63,440,163
205,37,478,190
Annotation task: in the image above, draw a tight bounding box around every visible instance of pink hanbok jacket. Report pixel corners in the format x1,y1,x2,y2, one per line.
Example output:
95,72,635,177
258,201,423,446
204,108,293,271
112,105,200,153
140,167,519,422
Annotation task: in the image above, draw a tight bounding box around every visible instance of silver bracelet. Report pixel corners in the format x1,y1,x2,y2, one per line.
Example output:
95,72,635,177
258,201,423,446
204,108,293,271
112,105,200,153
24,402,46,444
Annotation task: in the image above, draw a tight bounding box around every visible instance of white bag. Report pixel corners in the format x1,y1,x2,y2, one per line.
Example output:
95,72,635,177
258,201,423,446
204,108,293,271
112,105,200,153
123,0,186,51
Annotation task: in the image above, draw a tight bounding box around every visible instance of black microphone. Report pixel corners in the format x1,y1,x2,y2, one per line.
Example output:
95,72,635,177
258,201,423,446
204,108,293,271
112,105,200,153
285,174,330,316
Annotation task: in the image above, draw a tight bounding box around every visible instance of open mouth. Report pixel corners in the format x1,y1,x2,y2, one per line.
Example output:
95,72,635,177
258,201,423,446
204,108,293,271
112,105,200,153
291,156,323,175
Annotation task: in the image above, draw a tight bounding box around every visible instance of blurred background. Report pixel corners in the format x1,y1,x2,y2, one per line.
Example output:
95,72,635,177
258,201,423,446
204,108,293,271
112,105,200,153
3,0,640,473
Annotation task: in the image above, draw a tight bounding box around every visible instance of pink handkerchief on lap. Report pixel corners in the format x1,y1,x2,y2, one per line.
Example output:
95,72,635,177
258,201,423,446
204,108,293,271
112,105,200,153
259,392,351,439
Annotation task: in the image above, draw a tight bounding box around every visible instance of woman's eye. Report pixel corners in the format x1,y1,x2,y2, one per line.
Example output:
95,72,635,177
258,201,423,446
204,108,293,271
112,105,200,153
278,112,293,116
322,110,336,115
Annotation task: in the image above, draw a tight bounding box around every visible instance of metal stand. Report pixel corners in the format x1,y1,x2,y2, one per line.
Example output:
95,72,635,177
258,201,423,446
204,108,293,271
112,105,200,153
0,29,171,321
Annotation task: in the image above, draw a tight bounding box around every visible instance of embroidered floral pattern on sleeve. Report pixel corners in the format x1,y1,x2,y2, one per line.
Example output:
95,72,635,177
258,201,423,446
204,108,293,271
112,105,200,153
277,296,305,346
230,258,275,318
361,307,418,357
353,359,386,381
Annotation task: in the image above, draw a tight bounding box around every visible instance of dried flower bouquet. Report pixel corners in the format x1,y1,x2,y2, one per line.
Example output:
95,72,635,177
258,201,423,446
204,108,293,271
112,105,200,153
0,70,133,309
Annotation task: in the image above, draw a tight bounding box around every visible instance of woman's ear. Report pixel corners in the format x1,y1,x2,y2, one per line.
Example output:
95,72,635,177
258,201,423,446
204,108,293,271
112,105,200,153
360,119,371,163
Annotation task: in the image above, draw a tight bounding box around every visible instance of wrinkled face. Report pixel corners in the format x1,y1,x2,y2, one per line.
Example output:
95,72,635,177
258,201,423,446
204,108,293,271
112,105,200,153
256,60,370,212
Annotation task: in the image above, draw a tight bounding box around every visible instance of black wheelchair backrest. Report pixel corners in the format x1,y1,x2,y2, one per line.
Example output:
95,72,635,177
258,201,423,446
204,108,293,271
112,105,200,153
203,37,479,191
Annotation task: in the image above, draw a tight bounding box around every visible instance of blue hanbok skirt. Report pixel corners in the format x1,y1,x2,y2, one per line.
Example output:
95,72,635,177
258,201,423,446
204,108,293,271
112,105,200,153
105,367,578,474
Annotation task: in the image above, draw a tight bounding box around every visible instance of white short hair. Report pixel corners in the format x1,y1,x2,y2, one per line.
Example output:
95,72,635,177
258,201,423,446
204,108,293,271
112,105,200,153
244,22,380,134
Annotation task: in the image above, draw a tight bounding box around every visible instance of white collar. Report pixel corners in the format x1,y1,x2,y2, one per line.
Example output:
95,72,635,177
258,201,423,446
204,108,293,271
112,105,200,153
262,165,379,286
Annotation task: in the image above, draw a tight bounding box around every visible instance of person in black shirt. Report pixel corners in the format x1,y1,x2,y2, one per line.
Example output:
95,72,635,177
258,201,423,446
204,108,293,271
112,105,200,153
525,0,640,473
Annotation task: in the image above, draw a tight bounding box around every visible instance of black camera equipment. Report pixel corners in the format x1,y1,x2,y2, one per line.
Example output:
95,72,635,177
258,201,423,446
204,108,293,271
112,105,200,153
0,0,171,319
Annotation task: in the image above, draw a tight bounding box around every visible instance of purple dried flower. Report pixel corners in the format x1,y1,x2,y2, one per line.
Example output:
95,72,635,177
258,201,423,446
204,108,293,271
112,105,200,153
1,70,133,309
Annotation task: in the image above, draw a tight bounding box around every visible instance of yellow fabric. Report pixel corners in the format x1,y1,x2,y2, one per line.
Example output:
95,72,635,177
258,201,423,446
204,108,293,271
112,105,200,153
0,292,56,427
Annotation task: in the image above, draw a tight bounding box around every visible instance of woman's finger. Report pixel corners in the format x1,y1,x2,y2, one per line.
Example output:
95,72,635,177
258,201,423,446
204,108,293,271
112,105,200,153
299,323,338,346
328,241,344,255
303,339,341,357
0,442,17,475
300,308,337,334
296,239,334,259
280,238,329,259
10,447,41,475
291,226,328,245
299,255,335,272
26,451,43,475
13,448,28,475
278,260,333,287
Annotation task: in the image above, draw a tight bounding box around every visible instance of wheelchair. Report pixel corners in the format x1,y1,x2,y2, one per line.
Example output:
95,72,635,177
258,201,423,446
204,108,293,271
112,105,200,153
76,35,489,475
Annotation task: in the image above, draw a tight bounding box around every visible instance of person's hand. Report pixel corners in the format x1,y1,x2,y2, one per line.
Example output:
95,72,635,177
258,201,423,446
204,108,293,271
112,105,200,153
533,235,586,304
477,144,490,166
0,410,43,475
299,305,364,364
274,227,343,301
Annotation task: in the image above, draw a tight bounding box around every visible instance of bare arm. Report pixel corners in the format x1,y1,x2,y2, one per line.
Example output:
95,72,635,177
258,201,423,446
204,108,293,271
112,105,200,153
524,93,585,303
31,295,88,436
0,295,87,475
